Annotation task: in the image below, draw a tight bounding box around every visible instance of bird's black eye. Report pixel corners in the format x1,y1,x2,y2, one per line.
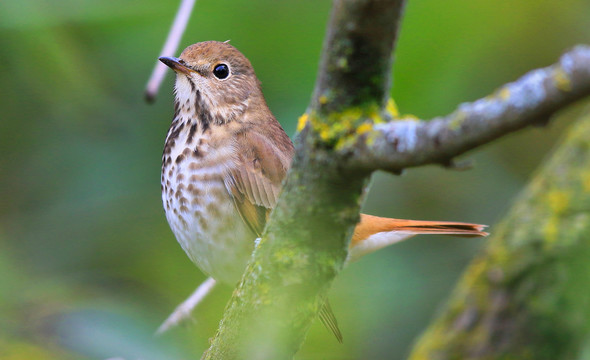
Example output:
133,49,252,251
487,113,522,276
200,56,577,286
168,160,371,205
213,64,230,79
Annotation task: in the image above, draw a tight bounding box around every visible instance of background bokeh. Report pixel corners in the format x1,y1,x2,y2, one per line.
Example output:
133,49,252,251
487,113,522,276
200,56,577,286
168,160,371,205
2,0,590,359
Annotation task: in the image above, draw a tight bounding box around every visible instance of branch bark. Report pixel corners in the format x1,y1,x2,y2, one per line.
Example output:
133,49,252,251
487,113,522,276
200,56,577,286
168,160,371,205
408,107,590,359
202,0,406,359
192,1,590,358
344,46,590,173
311,0,406,114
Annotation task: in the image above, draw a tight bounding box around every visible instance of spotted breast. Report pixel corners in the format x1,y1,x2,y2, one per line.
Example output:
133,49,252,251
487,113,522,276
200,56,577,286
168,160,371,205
162,88,247,284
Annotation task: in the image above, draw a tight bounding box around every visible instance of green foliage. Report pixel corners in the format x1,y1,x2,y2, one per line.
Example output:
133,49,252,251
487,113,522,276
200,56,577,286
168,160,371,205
1,0,589,358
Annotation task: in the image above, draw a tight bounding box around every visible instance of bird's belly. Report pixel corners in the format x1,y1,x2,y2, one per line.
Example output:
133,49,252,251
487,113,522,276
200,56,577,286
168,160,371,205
162,166,255,285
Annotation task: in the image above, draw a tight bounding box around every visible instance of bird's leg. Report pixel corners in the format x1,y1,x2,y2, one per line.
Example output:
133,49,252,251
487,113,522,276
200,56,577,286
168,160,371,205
156,277,217,335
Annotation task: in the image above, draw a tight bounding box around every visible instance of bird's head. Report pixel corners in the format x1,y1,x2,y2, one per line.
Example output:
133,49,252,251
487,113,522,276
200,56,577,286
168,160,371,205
160,41,262,124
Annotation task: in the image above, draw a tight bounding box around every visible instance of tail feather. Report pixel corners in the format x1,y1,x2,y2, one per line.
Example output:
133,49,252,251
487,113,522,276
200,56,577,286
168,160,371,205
318,300,343,343
348,214,488,262
379,219,488,237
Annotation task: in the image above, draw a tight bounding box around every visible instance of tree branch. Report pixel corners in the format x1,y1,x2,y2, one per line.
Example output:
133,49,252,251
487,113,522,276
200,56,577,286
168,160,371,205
408,107,590,359
202,1,407,359
146,0,590,358
345,46,590,172
311,0,406,114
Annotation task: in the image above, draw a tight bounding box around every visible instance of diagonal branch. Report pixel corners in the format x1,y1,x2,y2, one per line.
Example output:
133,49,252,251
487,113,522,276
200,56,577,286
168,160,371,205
346,46,590,172
202,1,408,359
311,0,406,114
148,0,590,358
408,108,590,360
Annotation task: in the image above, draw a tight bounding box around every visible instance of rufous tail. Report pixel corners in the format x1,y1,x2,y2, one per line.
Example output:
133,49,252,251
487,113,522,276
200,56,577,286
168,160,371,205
347,214,488,262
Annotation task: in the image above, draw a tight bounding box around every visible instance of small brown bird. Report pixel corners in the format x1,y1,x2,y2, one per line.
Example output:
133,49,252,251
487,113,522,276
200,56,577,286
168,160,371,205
159,41,487,339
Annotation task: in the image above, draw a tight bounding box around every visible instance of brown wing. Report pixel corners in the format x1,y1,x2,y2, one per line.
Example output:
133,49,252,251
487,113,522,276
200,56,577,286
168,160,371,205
225,127,343,342
226,185,268,237
225,126,293,237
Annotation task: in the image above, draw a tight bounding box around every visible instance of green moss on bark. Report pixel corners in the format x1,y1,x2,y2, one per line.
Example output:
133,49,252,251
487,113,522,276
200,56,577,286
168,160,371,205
202,125,370,359
409,109,590,360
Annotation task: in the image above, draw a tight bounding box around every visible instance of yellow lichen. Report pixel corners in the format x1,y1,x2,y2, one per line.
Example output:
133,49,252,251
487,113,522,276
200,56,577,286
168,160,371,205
337,107,363,122
400,114,419,121
297,113,309,132
319,127,331,142
498,86,511,100
306,103,386,149
368,109,383,123
543,190,571,246
386,98,399,118
546,190,571,214
335,134,358,151
319,95,329,105
554,66,572,92
356,122,373,135
543,217,559,245
449,111,467,130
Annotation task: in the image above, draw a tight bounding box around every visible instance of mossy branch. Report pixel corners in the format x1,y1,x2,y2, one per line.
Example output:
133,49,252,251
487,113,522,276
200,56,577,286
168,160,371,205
202,1,407,359
344,46,590,173
311,0,406,114
184,0,590,358
408,107,590,360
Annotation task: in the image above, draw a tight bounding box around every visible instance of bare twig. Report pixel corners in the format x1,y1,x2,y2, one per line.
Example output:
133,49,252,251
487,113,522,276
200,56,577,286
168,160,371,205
156,277,216,335
346,46,590,172
144,0,197,103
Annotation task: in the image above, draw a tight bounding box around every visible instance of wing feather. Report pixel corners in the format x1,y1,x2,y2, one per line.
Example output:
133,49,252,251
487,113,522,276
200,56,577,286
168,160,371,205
224,126,293,237
223,122,349,342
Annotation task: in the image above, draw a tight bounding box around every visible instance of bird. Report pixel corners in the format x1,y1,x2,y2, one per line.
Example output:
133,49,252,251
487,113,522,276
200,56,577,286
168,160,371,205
158,40,488,340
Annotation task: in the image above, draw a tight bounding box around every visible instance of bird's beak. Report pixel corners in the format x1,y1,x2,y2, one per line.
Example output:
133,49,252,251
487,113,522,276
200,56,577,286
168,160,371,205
159,56,192,75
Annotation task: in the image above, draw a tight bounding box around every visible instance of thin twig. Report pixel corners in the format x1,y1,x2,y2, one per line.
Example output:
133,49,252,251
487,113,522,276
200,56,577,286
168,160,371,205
156,277,216,335
144,0,197,103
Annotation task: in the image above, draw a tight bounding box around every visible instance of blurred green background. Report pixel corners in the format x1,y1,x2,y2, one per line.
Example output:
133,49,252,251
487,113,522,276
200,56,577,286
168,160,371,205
1,0,590,359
